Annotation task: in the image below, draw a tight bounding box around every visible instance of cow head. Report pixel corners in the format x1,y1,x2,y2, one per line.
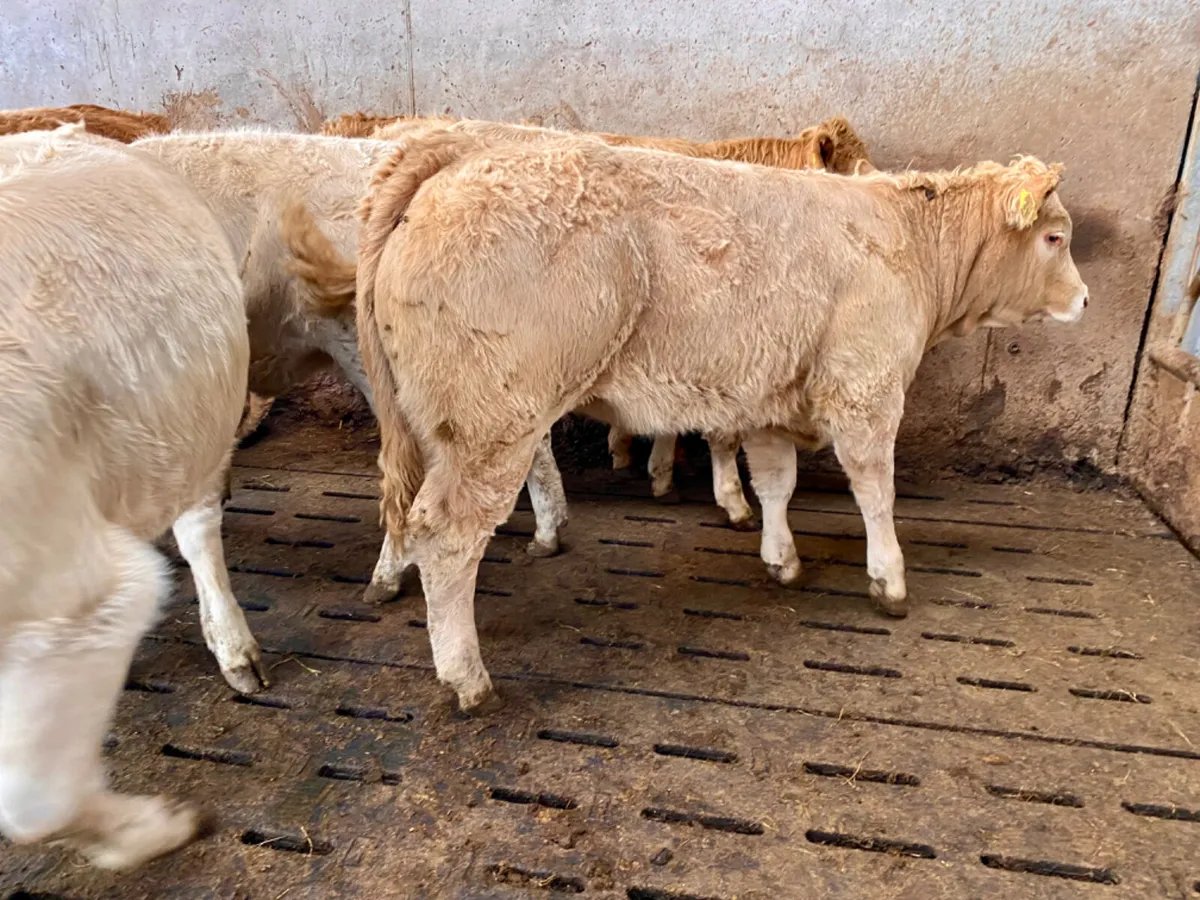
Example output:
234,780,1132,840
965,158,1088,329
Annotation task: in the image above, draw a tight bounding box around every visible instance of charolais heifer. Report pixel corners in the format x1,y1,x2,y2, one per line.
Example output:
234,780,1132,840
287,114,874,605
329,131,1087,713
372,114,876,516
0,125,250,868
0,105,286,446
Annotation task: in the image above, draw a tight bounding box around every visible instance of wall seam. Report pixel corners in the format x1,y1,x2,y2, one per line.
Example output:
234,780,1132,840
403,0,416,115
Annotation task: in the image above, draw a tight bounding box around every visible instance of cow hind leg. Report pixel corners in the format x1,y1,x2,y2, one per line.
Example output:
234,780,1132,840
407,449,533,715
364,531,415,605
706,431,755,530
648,435,680,503
235,392,274,447
525,433,568,557
173,490,266,693
411,533,497,715
365,433,567,601
0,527,203,870
833,421,907,617
742,431,801,585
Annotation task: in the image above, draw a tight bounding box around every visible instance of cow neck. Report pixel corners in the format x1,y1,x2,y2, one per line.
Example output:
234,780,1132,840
917,183,997,349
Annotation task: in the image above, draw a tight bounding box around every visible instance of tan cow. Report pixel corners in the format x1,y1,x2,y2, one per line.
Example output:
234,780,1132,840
593,115,872,175
369,115,875,515
602,116,872,507
353,111,872,176
322,111,456,138
132,131,389,405
0,103,171,143
330,131,1086,713
288,115,874,604
0,125,249,867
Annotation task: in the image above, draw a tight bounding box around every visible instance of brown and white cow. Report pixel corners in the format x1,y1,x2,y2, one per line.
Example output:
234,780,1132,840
322,111,453,138
0,125,247,868
336,131,1086,713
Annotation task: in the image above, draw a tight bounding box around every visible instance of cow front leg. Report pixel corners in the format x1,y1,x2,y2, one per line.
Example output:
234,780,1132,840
833,419,907,617
742,431,800,585
648,434,681,503
173,493,266,693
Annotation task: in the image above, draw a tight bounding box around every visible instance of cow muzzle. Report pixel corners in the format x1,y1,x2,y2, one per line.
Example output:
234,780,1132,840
1051,287,1089,324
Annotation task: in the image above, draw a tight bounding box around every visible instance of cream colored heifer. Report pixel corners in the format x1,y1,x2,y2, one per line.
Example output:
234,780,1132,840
134,130,570,606
289,115,872,604
372,115,875,516
350,132,1086,713
0,126,250,868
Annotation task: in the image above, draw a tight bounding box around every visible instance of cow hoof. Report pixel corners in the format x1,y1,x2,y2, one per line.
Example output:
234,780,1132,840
869,579,909,618
457,686,505,718
221,653,269,694
727,514,760,533
767,562,801,586
236,421,270,450
526,537,560,558
82,795,206,871
612,463,636,480
654,488,682,505
363,580,402,606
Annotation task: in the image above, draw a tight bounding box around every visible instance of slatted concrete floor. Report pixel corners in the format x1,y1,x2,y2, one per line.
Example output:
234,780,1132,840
4,425,1200,900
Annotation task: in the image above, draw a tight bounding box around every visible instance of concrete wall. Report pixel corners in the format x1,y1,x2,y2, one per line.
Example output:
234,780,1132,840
3,0,1198,472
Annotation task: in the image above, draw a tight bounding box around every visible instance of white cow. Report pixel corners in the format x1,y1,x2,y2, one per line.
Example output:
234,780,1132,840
132,130,572,607
0,125,250,868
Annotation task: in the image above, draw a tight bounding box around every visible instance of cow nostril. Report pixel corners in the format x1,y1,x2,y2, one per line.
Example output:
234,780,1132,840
1083,295,1089,309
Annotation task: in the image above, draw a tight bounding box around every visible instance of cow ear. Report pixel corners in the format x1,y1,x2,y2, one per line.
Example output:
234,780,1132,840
802,125,834,170
817,132,837,169
1005,163,1064,229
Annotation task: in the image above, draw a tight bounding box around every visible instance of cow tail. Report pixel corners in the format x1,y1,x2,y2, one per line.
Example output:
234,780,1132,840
356,130,487,546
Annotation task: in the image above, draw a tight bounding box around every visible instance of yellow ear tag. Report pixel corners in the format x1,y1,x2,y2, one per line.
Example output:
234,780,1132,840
1018,188,1036,222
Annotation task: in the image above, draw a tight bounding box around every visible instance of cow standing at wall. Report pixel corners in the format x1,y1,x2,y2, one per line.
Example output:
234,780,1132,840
370,115,876,513
290,114,874,604
0,126,250,868
332,132,1087,713
0,103,171,143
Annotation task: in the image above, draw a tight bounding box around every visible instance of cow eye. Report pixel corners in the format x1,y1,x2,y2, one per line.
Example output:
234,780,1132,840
1045,232,1064,246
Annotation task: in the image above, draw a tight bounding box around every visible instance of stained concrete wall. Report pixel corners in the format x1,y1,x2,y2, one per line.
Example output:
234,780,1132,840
3,0,1198,472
